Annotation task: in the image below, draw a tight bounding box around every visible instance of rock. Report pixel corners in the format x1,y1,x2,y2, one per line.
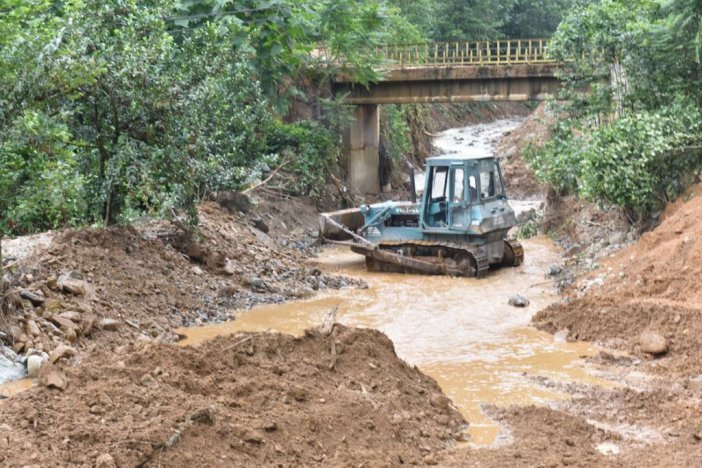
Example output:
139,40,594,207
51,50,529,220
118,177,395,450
58,311,82,323
0,346,26,383
26,355,45,378
251,217,270,233
639,330,668,356
140,373,155,386
564,244,582,257
216,191,251,214
243,429,264,444
81,314,96,336
608,231,626,246
688,375,702,393
191,266,203,276
19,290,45,306
429,392,449,409
263,421,278,432
95,453,116,468
49,344,77,364
49,315,78,332
223,259,237,275
98,318,121,331
61,279,87,296
549,264,563,276
508,295,530,307
38,363,67,390
26,320,41,338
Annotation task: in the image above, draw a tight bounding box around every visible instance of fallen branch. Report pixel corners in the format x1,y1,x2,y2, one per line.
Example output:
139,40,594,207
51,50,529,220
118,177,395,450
222,336,253,352
243,159,290,194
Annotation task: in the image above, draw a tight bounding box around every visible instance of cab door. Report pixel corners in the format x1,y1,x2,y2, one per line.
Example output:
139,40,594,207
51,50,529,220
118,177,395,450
448,166,470,228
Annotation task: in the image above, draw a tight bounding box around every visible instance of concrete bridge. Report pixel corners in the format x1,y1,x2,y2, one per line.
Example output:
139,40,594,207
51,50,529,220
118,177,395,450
331,39,562,193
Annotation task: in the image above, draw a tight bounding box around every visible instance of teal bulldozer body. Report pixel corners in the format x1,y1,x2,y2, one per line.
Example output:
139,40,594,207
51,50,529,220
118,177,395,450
319,154,523,277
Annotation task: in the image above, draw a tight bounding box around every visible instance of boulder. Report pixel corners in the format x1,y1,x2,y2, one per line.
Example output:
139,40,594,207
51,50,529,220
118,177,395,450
19,290,45,306
26,355,45,378
38,363,67,390
98,318,121,332
26,320,41,338
508,295,530,308
95,453,116,468
191,266,203,276
58,311,82,323
639,330,668,356
216,191,251,214
49,344,77,364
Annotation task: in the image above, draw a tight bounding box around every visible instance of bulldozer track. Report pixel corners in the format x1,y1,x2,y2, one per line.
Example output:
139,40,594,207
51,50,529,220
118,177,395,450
375,239,490,277
504,239,524,267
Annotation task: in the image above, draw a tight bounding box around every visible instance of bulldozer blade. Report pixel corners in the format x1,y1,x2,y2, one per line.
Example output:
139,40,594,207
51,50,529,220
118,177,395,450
318,208,365,241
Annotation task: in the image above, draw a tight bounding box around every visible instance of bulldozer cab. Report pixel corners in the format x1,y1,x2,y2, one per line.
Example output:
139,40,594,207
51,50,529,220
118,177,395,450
421,155,505,230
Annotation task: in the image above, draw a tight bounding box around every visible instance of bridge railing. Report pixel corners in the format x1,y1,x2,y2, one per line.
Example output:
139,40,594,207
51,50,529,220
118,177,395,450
375,38,552,69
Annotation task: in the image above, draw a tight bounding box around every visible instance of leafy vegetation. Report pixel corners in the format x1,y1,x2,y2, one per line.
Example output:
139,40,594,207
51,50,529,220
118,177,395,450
0,0,636,240
526,0,702,220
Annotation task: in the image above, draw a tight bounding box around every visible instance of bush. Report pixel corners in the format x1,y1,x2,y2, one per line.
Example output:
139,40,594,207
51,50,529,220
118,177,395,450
266,121,340,201
526,102,702,218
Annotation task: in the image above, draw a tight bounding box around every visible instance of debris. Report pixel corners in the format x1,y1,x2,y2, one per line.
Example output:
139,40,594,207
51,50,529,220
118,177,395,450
508,295,530,307
319,306,338,336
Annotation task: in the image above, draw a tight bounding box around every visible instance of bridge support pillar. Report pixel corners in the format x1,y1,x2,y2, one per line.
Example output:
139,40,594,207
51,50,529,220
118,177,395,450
343,104,380,193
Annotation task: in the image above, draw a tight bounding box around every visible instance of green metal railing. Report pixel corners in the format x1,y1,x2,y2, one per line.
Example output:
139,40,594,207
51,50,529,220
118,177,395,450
316,38,554,69
378,38,553,68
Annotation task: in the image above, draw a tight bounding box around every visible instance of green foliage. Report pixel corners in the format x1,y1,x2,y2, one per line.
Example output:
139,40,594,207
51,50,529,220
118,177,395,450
265,121,340,201
517,211,540,239
526,0,702,219
380,105,412,169
430,0,581,40
0,0,272,233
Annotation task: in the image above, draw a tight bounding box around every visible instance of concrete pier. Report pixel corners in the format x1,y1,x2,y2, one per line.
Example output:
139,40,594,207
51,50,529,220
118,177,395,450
342,104,380,193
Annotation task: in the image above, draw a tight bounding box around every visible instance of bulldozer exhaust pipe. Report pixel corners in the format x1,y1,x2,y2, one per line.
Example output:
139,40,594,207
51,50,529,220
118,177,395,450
408,163,417,204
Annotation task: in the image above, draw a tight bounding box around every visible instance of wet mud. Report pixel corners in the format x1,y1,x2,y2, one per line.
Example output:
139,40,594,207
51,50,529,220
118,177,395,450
180,239,609,446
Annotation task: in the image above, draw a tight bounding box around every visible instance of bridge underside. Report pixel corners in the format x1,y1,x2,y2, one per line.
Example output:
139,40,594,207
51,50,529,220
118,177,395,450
334,64,561,193
333,64,561,105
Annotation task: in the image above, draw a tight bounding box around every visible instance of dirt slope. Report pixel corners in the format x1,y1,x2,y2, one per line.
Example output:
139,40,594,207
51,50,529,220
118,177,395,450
0,326,464,467
0,200,362,358
534,184,702,377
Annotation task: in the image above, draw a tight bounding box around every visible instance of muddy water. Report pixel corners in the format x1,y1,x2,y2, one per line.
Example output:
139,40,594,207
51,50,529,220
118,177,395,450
0,378,34,399
180,239,608,446
179,117,608,446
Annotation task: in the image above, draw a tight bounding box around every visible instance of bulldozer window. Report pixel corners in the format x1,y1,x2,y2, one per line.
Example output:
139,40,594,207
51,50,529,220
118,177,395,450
431,167,448,201
480,171,496,199
451,168,465,202
469,175,477,201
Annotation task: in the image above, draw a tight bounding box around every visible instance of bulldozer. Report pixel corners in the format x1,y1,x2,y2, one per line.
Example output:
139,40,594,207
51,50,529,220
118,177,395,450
319,153,523,277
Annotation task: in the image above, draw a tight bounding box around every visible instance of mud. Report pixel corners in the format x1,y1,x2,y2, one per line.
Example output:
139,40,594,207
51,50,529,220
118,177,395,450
180,239,610,447
0,200,363,358
0,326,465,467
535,183,702,377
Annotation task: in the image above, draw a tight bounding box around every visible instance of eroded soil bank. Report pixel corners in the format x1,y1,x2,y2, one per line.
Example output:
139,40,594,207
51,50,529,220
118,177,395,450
0,326,465,467
2,108,700,466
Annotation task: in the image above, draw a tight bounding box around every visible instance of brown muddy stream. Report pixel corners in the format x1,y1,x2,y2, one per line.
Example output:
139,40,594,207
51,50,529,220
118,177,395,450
179,238,610,446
